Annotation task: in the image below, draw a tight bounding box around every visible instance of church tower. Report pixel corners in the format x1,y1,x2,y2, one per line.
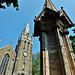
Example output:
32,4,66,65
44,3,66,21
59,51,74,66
13,22,33,75
34,0,75,75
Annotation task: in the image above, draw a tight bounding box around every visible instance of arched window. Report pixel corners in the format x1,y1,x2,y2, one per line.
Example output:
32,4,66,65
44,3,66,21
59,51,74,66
23,41,26,49
27,42,30,52
0,54,10,74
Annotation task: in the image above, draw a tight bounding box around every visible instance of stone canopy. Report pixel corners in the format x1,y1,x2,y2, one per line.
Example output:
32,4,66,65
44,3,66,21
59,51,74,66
34,0,75,37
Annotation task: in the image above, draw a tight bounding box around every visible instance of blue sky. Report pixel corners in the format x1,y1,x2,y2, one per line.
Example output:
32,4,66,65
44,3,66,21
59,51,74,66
0,0,75,54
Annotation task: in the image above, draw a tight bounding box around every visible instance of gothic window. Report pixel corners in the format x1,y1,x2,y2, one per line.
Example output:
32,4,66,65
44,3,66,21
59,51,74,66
27,42,30,52
23,41,26,49
27,33,29,39
0,54,10,74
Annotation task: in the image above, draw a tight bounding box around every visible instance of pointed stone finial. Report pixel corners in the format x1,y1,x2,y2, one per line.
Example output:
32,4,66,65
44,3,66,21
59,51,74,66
44,0,47,6
18,35,20,40
25,21,29,33
61,7,63,10
44,0,57,12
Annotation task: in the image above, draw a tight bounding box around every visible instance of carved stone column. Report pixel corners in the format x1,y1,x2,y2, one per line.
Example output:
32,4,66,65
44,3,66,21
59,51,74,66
56,28,73,75
65,35,75,75
40,32,50,75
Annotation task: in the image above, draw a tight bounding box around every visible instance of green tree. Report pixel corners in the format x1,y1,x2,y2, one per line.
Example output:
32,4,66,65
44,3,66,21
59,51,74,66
32,52,40,75
69,28,75,54
0,0,19,10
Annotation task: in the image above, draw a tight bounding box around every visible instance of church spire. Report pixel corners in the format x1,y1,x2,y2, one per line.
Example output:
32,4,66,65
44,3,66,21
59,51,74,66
21,22,31,40
44,0,57,12
24,21,29,33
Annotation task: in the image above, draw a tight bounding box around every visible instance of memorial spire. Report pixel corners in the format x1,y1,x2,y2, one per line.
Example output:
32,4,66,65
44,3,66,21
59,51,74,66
44,0,57,11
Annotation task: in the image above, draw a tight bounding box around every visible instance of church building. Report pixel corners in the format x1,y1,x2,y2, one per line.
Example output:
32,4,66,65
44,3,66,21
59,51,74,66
0,22,33,75
0,0,75,75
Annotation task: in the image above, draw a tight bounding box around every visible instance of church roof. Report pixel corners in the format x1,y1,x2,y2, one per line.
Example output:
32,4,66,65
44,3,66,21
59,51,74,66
59,7,73,25
0,44,16,57
0,44,12,49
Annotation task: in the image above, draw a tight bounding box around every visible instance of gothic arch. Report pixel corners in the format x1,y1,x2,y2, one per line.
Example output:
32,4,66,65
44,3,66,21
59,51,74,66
0,54,10,74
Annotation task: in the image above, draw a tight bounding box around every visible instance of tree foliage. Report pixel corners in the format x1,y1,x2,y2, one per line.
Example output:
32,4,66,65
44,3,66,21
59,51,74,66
0,0,19,10
69,28,75,54
32,52,40,75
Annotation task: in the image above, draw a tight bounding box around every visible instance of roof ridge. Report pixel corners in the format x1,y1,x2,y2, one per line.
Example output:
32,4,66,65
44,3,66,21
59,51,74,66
0,44,11,49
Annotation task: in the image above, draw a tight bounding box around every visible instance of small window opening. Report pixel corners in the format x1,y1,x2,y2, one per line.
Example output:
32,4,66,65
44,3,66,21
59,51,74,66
23,41,26,49
27,42,30,51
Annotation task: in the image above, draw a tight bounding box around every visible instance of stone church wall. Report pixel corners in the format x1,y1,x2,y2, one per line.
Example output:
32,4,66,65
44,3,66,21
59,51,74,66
0,45,16,75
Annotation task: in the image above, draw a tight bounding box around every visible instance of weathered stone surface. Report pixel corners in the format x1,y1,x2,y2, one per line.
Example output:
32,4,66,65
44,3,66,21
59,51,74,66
47,32,57,50
43,50,50,75
47,31,63,75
